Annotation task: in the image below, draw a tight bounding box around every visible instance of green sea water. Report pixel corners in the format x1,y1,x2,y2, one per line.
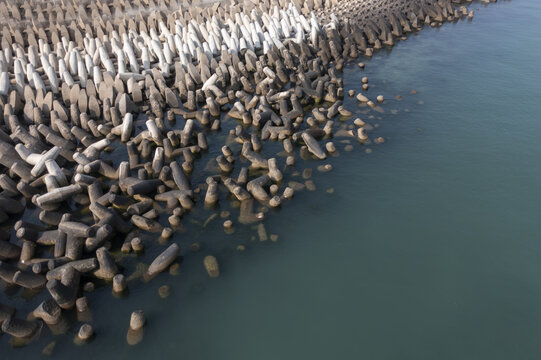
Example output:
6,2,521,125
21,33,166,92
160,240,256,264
2,1,541,358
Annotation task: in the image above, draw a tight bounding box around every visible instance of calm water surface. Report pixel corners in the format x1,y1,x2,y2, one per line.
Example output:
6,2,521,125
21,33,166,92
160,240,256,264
2,1,541,358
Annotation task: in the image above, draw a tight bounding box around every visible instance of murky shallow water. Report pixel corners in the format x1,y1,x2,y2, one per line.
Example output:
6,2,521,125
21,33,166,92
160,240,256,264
3,1,541,358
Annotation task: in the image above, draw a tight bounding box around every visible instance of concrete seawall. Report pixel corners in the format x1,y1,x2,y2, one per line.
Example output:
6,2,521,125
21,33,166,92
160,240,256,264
0,0,486,351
